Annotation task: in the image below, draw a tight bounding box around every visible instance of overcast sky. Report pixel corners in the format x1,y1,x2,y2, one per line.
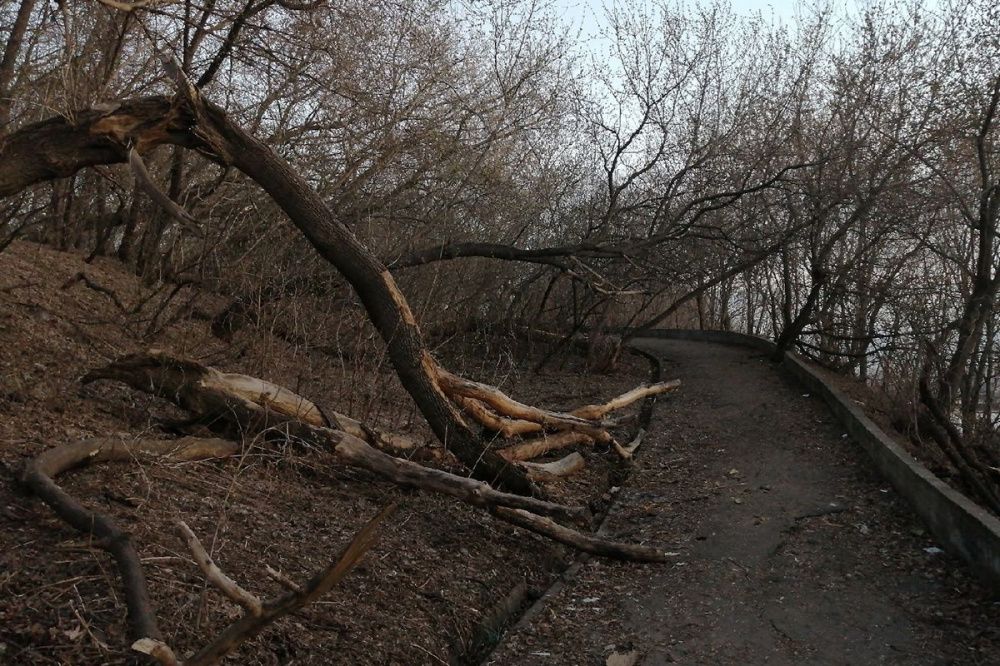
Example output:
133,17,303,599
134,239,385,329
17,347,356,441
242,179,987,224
551,0,804,35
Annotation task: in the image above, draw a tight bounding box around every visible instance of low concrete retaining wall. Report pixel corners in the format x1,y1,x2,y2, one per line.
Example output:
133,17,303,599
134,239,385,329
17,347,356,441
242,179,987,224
635,328,1000,593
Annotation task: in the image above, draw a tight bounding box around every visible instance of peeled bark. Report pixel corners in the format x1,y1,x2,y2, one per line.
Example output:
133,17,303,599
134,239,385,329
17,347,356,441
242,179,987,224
500,432,594,462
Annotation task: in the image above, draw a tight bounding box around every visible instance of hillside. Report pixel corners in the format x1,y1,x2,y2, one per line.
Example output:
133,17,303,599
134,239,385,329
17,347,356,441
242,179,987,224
0,241,646,664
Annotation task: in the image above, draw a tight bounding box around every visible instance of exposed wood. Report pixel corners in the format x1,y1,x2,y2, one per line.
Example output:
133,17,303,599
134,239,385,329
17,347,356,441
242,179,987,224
182,90,535,494
438,369,613,441
137,504,397,666
264,565,302,593
454,395,544,438
177,521,263,616
82,350,330,429
520,452,586,481
0,93,533,494
0,87,684,496
328,431,591,527
570,381,681,420
128,147,203,237
324,408,425,453
614,428,646,460
84,352,591,527
500,432,594,462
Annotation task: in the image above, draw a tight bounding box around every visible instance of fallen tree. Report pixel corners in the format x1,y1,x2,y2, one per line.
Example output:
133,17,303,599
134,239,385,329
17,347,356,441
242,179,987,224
5,48,682,663
23,432,397,665
20,352,675,661
0,66,680,494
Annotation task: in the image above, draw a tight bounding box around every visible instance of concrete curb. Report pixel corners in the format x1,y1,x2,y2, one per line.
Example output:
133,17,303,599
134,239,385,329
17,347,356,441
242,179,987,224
637,328,1000,593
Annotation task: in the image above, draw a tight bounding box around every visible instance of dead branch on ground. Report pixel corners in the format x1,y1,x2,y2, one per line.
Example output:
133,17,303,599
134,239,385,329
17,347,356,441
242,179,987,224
134,504,396,666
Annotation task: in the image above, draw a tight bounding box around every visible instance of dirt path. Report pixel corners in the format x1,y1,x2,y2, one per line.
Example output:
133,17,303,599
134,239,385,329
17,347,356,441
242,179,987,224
489,339,1000,665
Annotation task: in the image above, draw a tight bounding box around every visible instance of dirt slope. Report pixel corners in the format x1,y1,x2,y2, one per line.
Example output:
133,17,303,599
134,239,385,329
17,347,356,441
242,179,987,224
489,339,1000,665
0,241,646,665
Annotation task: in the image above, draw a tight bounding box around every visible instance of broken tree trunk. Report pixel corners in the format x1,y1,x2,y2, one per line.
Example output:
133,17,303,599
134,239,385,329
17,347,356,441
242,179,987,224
80,352,690,569
0,88,686,494
0,86,684,493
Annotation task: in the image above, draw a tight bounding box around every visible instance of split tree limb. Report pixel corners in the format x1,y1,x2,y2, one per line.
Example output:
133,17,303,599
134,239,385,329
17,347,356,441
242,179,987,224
500,432,594,462
614,428,646,460
0,88,684,495
83,352,591,526
128,147,203,237
0,93,533,493
453,395,545,438
438,369,613,441
570,381,680,420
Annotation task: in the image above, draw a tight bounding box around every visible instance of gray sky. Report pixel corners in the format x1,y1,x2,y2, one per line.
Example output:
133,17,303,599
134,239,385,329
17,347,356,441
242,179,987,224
551,0,803,31
553,0,812,63
550,0,808,56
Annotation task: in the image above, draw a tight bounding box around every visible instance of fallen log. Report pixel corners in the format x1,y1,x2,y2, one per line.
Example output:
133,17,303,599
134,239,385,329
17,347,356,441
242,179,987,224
134,504,396,666
22,352,674,662
84,352,592,527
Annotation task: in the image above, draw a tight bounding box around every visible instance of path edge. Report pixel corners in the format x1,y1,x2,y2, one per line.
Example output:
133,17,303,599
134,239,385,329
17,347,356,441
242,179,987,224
636,328,1000,594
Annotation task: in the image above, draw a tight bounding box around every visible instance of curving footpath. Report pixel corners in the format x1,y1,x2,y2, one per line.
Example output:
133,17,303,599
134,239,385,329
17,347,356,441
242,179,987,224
489,336,1000,665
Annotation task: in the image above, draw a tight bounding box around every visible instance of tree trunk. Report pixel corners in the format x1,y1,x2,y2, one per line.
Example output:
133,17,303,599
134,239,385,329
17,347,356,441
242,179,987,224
772,265,826,361
0,0,35,129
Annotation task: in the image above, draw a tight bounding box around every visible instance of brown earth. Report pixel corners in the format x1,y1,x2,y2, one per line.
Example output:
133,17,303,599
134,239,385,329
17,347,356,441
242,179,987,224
6,241,1000,666
0,241,647,665
488,339,1000,665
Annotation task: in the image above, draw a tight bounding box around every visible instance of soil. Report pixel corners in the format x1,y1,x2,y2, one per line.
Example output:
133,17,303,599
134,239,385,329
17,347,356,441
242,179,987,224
5,241,1000,666
0,241,645,665
488,339,1000,665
